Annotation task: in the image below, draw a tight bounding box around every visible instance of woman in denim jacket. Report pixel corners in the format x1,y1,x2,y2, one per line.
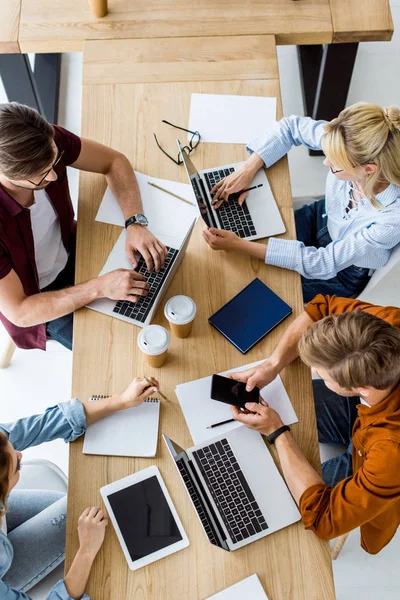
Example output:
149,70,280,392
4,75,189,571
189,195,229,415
0,376,159,600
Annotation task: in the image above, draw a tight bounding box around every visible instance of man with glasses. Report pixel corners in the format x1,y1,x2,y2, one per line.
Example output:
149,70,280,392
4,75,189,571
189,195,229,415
0,102,167,351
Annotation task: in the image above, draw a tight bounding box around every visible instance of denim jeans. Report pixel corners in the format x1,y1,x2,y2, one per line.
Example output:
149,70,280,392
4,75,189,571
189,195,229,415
3,490,67,592
43,253,76,351
313,379,359,487
294,199,371,302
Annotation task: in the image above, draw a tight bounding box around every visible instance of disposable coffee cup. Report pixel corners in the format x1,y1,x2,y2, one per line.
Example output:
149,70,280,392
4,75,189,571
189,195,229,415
137,325,170,368
164,295,197,338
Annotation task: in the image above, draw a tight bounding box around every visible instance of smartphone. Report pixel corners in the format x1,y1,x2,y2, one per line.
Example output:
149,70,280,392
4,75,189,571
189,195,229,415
210,374,259,408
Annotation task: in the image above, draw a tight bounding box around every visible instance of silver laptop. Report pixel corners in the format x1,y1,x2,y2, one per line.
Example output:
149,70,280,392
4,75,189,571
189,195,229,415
177,140,285,241
87,219,196,327
163,425,300,551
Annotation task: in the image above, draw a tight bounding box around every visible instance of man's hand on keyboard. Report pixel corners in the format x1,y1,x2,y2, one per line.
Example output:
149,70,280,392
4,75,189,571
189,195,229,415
202,227,242,251
98,268,150,302
210,166,254,209
126,225,168,272
230,400,284,436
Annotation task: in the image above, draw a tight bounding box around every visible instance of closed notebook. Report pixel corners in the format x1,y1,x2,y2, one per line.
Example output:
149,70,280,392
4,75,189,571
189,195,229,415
209,278,292,354
83,397,160,458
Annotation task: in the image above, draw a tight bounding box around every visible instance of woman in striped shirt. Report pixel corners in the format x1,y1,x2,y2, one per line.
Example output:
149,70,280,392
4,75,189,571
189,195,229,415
202,103,400,301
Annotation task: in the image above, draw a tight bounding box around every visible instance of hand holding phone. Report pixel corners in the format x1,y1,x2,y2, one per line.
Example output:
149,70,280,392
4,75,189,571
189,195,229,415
210,374,260,408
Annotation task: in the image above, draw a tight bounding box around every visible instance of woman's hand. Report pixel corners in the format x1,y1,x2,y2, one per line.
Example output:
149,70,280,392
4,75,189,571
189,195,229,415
78,507,108,558
202,227,244,252
210,153,264,209
210,166,255,209
119,376,159,409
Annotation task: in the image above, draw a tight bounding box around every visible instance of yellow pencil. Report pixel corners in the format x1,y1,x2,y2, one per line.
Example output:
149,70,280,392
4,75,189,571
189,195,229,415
148,181,196,206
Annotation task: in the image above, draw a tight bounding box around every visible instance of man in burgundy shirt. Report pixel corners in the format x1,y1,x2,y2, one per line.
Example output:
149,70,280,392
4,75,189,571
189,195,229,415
0,103,168,350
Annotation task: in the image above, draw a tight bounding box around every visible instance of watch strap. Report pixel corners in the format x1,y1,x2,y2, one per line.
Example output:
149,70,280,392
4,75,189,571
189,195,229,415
124,214,147,229
266,425,290,445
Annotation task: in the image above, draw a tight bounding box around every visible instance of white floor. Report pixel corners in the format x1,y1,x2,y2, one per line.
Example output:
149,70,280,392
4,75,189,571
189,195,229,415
1,2,400,597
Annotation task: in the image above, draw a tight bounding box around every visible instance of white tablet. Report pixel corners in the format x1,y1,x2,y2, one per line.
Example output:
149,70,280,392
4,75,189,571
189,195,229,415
100,466,189,571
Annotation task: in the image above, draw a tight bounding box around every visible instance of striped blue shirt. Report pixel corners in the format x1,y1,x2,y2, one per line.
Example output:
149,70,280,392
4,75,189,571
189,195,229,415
247,116,400,280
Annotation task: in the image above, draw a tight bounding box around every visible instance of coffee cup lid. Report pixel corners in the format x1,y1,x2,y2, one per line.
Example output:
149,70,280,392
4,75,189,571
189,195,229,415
137,325,170,355
164,295,197,325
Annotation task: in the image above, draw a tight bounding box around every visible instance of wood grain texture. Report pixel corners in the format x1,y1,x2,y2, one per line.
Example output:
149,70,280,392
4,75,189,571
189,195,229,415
66,37,335,600
330,0,393,43
83,36,279,85
18,0,333,53
0,0,21,53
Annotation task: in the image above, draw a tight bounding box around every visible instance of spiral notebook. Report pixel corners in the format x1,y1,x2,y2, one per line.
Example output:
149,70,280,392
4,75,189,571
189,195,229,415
83,396,160,458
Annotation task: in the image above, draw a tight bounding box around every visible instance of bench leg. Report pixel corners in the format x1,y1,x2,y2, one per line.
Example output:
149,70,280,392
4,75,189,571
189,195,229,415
331,533,349,560
0,337,16,369
297,43,359,156
88,0,108,18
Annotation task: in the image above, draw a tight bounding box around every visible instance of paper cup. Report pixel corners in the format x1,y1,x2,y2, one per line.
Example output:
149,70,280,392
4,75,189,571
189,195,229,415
137,325,170,368
164,295,197,338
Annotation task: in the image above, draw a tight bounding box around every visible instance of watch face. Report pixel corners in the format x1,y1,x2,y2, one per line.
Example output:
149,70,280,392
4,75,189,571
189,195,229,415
136,214,148,225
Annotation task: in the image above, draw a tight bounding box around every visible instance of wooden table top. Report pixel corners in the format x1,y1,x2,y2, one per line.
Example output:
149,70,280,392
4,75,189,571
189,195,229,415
0,0,393,54
65,35,335,600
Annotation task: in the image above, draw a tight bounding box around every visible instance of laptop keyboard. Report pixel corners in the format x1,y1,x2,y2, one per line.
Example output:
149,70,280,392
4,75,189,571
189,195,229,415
113,246,178,324
193,439,268,544
176,459,219,546
204,169,257,238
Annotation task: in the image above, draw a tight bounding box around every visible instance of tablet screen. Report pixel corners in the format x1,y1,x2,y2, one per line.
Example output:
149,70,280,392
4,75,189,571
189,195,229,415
107,475,183,562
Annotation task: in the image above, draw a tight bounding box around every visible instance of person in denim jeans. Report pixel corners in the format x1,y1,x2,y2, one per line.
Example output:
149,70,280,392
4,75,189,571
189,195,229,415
0,376,159,599
202,103,400,302
227,295,400,554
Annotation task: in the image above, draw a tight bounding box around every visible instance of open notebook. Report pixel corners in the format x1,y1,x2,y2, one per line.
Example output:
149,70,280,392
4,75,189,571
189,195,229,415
83,397,160,458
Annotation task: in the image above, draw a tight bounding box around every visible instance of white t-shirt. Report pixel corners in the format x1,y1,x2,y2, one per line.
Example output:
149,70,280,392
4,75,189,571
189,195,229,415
29,190,69,289
359,398,371,407
1,516,6,535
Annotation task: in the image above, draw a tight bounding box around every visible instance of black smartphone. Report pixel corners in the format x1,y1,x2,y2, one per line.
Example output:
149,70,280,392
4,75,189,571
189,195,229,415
210,374,259,408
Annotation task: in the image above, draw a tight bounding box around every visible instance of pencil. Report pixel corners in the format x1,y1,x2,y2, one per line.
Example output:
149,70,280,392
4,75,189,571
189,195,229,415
143,376,169,402
206,418,235,429
148,181,196,206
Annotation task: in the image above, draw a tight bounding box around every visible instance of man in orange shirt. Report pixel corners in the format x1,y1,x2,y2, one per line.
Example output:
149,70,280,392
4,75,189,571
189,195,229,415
229,295,400,554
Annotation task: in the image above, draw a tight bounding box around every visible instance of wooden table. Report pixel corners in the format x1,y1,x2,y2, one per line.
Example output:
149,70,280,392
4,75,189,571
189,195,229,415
66,35,335,600
0,0,390,53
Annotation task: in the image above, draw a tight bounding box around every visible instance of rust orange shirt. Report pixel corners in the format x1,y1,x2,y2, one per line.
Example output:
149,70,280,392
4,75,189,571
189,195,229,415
300,295,400,554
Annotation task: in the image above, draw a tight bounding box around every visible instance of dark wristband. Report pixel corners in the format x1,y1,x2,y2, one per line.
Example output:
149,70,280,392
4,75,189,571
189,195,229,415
266,425,290,445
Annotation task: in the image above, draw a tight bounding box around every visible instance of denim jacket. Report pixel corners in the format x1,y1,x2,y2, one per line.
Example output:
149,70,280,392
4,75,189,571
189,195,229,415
0,399,90,600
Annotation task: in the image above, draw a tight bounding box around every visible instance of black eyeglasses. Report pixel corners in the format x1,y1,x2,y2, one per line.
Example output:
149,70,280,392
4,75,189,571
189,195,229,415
27,149,65,186
154,120,200,165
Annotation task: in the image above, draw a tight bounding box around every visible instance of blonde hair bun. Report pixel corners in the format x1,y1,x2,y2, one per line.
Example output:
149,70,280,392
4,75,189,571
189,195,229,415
383,106,400,132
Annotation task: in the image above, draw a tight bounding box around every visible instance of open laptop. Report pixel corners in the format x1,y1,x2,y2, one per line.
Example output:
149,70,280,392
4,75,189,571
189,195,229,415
163,425,300,551
87,219,196,327
177,140,285,240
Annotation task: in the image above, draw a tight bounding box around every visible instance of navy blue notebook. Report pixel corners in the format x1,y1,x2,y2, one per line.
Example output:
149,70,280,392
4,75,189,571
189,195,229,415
209,278,292,354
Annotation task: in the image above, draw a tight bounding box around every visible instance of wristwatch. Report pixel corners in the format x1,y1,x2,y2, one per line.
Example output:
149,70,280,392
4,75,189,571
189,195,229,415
266,425,290,445
125,213,149,228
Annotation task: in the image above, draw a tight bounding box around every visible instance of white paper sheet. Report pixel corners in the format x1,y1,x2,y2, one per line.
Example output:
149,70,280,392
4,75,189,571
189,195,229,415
206,574,269,600
95,171,197,236
176,360,298,445
188,94,277,144
83,400,160,458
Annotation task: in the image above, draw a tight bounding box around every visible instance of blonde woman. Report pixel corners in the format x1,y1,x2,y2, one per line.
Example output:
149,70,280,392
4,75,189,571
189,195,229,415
0,376,159,600
203,103,400,301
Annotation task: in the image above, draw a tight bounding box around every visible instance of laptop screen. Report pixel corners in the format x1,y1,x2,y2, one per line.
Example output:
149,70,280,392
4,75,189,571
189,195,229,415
177,139,218,229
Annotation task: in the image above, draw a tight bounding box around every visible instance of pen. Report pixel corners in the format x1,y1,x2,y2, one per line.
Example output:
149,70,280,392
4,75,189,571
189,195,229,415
206,418,235,429
212,183,263,204
144,376,169,402
147,181,196,206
